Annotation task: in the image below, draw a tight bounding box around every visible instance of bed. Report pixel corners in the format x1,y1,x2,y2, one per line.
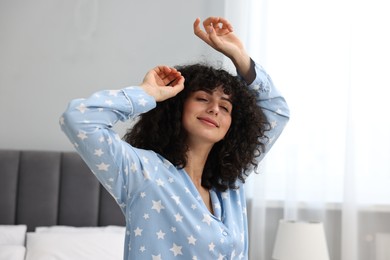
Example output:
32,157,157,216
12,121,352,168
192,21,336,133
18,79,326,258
0,149,126,260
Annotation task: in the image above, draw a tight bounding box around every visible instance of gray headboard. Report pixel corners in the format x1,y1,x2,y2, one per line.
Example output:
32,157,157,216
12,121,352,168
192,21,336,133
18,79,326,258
0,149,125,231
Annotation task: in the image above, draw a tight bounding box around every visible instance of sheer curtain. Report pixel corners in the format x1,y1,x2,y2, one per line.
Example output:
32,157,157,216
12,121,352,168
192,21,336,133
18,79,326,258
225,0,390,259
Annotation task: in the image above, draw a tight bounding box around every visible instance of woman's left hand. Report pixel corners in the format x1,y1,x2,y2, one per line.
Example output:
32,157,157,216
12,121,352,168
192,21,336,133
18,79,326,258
193,16,244,60
193,16,255,84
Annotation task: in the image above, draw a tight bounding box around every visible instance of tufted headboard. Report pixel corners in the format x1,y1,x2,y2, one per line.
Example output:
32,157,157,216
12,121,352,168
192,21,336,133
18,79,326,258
0,149,125,232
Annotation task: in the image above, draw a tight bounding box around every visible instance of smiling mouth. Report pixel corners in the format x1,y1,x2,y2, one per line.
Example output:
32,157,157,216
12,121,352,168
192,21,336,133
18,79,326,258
197,117,219,127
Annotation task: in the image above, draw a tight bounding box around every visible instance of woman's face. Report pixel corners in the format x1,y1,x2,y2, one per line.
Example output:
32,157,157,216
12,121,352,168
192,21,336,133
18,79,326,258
182,86,232,145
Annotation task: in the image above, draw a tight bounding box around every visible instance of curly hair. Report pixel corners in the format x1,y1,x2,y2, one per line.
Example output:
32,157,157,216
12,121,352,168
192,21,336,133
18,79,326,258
124,63,271,191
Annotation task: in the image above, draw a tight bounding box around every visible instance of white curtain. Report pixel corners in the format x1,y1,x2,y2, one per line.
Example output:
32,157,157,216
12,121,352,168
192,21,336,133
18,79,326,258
225,0,390,259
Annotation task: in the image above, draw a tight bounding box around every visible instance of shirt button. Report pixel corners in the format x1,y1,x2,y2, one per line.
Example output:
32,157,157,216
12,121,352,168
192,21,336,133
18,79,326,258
222,231,228,236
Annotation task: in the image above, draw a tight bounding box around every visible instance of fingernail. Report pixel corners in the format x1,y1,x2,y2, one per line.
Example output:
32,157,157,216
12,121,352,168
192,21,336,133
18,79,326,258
209,23,213,33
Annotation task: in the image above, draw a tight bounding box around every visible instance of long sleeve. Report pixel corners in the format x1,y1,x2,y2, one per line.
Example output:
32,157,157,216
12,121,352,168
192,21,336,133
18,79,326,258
245,61,290,168
60,86,157,211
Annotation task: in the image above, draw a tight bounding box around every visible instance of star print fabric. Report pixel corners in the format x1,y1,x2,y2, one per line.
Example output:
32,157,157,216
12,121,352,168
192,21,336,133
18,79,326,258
60,62,289,260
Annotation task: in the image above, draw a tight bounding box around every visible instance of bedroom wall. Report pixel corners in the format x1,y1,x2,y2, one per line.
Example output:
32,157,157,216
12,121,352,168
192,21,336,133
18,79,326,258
0,0,228,151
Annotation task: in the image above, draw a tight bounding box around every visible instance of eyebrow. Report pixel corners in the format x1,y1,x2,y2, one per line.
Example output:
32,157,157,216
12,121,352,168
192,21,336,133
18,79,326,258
221,96,233,104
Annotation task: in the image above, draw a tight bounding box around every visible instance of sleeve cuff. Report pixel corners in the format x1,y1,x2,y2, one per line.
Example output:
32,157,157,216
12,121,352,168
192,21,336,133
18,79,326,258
122,86,156,118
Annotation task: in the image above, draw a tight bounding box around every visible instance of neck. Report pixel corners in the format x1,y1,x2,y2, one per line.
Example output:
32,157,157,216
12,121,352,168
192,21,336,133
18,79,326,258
184,141,215,215
184,142,213,187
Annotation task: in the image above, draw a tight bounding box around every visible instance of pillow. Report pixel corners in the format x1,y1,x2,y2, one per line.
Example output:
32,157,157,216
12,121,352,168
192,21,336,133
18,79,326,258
0,245,26,260
35,225,125,234
25,232,125,260
0,225,27,246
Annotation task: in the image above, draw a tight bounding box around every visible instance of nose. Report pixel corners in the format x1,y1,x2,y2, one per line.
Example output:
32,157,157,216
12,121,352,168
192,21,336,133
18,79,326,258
207,102,219,115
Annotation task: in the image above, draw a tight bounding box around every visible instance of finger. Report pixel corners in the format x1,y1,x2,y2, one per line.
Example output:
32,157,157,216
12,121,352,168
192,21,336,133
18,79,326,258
193,18,207,37
202,16,218,26
202,17,215,33
154,65,170,76
201,17,230,36
214,17,233,32
165,71,182,86
208,26,222,47
156,66,175,80
194,17,212,44
172,74,183,84
159,76,185,101
167,76,185,95
203,17,224,29
157,66,181,84
193,17,201,31
201,17,233,36
151,66,177,86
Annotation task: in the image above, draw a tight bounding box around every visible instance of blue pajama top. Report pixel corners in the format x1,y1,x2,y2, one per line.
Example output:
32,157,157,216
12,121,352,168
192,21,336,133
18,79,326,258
60,61,290,260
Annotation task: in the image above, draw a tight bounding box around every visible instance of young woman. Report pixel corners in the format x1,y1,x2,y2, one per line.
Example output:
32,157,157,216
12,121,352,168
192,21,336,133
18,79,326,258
60,17,289,260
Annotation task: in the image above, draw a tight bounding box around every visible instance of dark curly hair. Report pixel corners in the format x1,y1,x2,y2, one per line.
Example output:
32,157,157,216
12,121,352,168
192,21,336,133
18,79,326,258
124,63,270,191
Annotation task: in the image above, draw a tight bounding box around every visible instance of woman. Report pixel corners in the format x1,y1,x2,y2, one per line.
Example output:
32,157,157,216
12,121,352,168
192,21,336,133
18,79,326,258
60,17,289,260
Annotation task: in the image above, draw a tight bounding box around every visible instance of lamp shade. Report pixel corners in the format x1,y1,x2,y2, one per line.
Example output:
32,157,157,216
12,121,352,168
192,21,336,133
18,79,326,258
272,220,330,260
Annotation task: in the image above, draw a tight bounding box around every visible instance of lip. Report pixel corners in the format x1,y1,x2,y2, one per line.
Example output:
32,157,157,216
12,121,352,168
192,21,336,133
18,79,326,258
197,116,219,127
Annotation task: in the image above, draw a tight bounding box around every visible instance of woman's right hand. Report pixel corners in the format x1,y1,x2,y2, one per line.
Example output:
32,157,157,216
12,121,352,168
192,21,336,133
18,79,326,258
140,66,185,102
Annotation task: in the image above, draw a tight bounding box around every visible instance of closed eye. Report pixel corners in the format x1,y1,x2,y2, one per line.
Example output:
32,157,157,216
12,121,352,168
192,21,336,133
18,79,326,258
220,105,229,112
219,100,232,113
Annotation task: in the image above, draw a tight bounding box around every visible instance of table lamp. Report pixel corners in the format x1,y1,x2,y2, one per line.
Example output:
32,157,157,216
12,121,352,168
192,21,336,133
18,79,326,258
272,220,330,260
